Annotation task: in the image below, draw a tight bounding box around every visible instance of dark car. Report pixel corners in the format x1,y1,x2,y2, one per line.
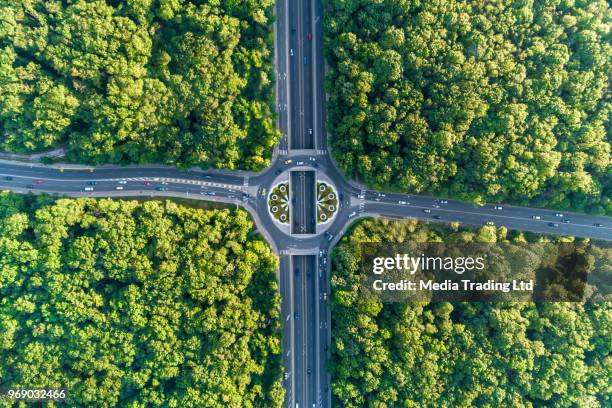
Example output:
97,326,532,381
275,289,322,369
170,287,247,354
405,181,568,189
156,186,169,191
303,56,308,65
549,222,559,227
594,223,603,227
4,176,13,181
433,215,441,220
563,219,571,224
307,368,311,375
26,184,35,189
294,312,299,319
87,181,97,185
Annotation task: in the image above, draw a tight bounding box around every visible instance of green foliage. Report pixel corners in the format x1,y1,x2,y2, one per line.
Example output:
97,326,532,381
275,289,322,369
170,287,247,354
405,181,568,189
325,0,611,214
330,218,611,407
0,194,283,407
0,0,279,170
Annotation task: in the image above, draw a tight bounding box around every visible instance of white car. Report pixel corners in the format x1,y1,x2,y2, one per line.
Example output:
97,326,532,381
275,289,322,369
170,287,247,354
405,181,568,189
118,180,127,184
555,213,564,217
115,186,124,190
348,211,357,218
532,215,541,220
290,48,294,56
423,209,431,213
398,200,407,205
83,186,94,192
494,205,503,210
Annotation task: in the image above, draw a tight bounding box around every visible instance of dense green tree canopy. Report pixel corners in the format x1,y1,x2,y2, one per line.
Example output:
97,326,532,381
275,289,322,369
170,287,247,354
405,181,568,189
0,0,279,170
330,218,611,407
0,194,283,407
324,0,611,214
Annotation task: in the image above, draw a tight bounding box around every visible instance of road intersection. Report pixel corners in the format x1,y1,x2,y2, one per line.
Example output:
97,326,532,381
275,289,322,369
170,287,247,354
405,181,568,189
0,0,610,407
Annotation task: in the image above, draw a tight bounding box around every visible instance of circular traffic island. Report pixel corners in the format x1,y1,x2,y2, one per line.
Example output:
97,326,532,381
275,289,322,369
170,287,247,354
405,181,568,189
268,182,290,224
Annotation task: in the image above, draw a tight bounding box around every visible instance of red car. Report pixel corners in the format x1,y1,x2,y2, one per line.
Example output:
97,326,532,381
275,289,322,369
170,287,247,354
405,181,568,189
144,181,152,186
307,32,312,40
35,179,44,184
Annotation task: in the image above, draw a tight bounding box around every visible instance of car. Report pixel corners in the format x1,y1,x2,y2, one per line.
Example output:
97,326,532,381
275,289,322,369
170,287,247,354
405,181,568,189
423,209,431,213
156,186,168,191
562,219,571,224
434,215,441,219
284,371,290,380
319,269,323,278
87,181,96,185
485,221,495,226
4,176,13,181
532,215,541,220
307,32,312,40
398,200,408,205
378,193,386,197
303,56,308,64
206,191,216,196
115,186,124,190
307,368,311,375
494,205,503,210
374,197,381,202
440,200,448,204
308,128,313,135
118,179,127,184
594,223,603,227
35,179,44,184
144,181,152,186
296,161,304,166
348,211,357,218
83,187,94,192
357,194,365,199
432,204,440,209
322,292,327,300
284,159,293,165
290,48,294,56
322,257,327,265
555,213,564,217
549,223,559,227
161,181,168,185
294,312,299,319
26,184,35,189
309,156,316,161
203,175,212,179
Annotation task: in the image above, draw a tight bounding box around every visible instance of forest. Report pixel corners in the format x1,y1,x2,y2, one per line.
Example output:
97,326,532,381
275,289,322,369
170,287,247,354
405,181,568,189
330,218,611,407
0,0,279,170
0,194,284,407
324,0,611,214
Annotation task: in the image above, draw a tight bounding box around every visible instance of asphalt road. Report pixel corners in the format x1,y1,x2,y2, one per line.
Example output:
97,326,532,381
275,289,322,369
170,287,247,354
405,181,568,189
0,0,610,407
291,170,316,234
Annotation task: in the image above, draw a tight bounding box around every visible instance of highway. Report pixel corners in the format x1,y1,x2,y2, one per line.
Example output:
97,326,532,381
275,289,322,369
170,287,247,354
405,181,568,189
0,0,610,407
291,170,316,234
